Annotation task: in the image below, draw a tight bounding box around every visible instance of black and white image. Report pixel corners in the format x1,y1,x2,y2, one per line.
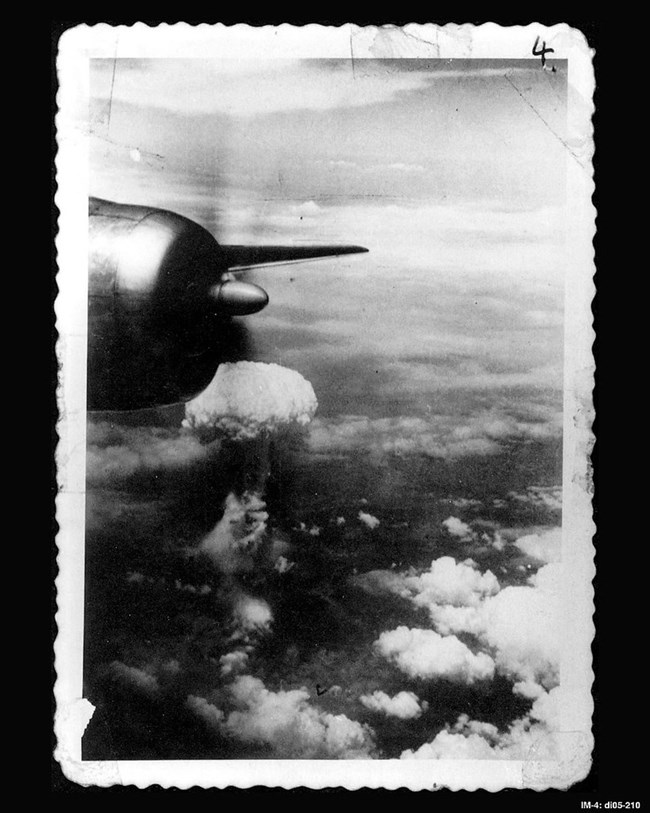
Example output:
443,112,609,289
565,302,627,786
54,24,595,790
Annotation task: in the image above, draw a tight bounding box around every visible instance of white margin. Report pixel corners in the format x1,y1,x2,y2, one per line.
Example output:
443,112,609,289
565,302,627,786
54,22,595,790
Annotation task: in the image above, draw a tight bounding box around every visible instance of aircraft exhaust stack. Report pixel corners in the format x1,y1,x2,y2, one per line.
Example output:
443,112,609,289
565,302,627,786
210,280,269,315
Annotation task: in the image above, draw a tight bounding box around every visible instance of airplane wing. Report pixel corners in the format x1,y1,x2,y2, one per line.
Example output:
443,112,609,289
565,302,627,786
220,244,368,271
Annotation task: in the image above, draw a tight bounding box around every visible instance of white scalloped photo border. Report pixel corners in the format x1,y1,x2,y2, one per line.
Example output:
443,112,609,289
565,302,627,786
54,22,595,790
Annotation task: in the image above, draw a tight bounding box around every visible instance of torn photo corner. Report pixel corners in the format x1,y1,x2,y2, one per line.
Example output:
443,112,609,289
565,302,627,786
54,22,595,791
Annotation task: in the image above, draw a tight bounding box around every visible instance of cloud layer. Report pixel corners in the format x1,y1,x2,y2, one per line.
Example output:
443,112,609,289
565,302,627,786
188,676,376,758
358,551,562,694
426,563,562,690
91,58,436,117
402,686,562,760
86,422,214,484
308,408,562,460
515,527,562,563
107,661,159,697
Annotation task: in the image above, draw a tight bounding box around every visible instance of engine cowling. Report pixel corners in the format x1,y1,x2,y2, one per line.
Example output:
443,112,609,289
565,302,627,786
88,198,265,410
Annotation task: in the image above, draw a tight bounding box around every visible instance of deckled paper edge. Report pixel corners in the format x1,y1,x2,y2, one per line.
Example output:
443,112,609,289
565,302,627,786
53,22,595,790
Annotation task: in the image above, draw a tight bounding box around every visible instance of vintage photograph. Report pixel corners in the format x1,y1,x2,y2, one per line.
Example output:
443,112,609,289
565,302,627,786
54,24,595,790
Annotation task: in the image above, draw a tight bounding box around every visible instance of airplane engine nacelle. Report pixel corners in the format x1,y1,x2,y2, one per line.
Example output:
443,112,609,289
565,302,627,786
88,198,262,411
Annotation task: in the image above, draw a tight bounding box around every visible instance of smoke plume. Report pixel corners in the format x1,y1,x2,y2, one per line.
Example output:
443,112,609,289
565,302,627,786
184,361,319,574
199,491,269,573
182,362,320,693
183,361,317,444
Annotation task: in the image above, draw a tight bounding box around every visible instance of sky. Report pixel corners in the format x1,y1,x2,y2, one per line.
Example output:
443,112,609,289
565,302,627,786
81,57,571,762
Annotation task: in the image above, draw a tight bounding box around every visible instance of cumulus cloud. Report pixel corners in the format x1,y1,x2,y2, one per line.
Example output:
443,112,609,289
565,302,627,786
424,604,485,637
219,650,250,677
357,555,562,694
356,557,499,611
186,694,225,728
358,511,380,530
183,362,317,443
375,626,495,684
428,563,563,690
403,724,485,759
487,563,562,688
232,595,273,638
512,679,546,700
405,556,500,610
442,516,474,540
107,661,159,696
188,676,376,758
402,686,562,761
359,690,426,719
515,527,562,564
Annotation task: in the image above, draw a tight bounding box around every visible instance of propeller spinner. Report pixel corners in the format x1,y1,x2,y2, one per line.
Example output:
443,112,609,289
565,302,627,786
210,280,269,315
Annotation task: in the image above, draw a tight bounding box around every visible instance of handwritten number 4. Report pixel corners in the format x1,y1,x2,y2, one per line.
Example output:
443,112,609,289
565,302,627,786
532,36,555,69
